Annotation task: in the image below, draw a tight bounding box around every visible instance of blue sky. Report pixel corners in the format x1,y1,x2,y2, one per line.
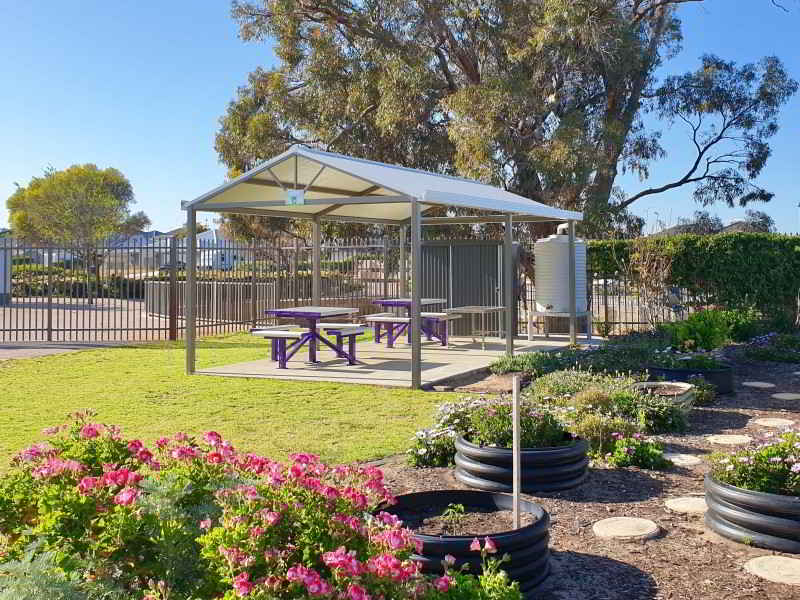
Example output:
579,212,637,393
1,0,798,234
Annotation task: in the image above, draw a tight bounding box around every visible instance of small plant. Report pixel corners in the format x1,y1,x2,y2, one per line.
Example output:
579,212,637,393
744,332,800,363
465,403,572,449
442,503,466,525
688,375,717,406
659,309,731,351
569,413,637,454
709,430,800,496
649,351,726,370
605,433,672,470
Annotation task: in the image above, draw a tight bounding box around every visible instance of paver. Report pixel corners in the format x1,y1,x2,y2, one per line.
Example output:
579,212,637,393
744,555,800,585
665,496,707,515
707,434,752,445
771,393,800,401
741,381,776,390
664,453,703,467
751,417,795,428
592,517,660,541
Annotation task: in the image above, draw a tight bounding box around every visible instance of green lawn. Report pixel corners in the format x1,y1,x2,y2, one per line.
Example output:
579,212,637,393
0,333,456,466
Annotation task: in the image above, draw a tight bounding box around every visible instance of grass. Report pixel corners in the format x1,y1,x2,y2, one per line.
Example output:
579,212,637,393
0,332,456,466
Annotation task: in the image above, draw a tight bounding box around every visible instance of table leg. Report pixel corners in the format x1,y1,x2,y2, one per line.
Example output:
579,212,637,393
308,320,318,363
482,312,486,351
348,335,357,365
277,339,287,369
471,312,477,344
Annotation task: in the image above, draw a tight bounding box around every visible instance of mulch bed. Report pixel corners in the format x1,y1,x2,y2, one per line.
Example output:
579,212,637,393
392,504,535,536
376,349,800,599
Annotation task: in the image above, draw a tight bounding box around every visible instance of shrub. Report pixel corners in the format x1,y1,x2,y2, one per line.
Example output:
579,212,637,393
718,307,766,342
659,309,731,351
688,375,717,406
709,430,800,496
528,369,640,400
605,434,672,470
648,351,727,370
744,332,800,363
0,412,521,600
465,403,571,449
488,351,565,376
568,414,637,455
407,429,457,468
631,394,687,435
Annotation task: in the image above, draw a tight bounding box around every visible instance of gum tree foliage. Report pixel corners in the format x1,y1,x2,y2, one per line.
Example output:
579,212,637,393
215,0,796,243
7,165,150,302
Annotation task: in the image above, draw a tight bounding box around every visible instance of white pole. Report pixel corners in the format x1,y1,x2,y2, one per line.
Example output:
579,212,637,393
512,374,521,529
185,208,197,374
410,200,422,389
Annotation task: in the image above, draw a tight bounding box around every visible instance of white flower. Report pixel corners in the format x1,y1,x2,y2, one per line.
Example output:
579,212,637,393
417,448,427,455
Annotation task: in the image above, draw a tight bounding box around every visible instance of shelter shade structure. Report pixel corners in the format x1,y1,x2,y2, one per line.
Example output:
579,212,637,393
182,145,583,388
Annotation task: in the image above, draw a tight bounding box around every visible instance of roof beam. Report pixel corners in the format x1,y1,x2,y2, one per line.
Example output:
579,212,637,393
198,196,407,211
243,179,384,197
421,215,566,225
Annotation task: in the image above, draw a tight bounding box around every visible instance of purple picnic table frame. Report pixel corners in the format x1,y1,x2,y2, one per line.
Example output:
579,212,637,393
264,306,360,367
373,298,448,347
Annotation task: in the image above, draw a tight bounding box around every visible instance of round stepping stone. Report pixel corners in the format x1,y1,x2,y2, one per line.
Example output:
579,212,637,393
707,434,752,445
752,417,795,428
771,393,800,401
592,517,660,541
744,555,800,585
741,381,776,390
665,496,707,515
664,453,703,467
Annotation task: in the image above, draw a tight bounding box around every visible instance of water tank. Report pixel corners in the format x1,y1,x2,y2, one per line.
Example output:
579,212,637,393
533,228,587,313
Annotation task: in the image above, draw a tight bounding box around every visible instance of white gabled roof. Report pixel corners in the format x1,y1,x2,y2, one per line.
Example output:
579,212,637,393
185,145,582,223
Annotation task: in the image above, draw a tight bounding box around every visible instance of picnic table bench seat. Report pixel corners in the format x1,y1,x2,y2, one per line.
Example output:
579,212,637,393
251,324,365,368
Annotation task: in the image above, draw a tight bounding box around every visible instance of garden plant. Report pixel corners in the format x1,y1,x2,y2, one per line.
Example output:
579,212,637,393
0,411,521,600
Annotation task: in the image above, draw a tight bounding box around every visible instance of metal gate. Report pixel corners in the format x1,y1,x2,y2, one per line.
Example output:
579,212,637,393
421,240,518,337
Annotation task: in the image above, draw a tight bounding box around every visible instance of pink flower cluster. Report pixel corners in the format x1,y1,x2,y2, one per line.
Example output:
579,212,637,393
469,536,498,553
365,553,420,582
32,457,85,480
322,545,365,576
286,565,334,596
76,467,143,506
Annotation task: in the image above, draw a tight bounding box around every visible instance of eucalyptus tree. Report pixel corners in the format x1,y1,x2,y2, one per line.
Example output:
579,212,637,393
216,0,796,240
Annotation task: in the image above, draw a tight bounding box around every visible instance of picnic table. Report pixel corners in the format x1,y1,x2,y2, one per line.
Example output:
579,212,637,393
263,306,360,365
444,305,506,350
371,298,455,346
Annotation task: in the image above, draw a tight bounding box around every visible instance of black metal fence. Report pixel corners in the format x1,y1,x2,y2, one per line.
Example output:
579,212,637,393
1,235,702,343
0,236,401,342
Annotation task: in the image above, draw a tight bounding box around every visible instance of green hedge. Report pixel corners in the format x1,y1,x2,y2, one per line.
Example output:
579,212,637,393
588,233,800,316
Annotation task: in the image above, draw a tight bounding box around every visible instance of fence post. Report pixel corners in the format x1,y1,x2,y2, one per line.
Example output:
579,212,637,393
293,238,300,307
47,247,53,341
382,234,389,299
251,240,257,328
168,237,178,341
603,274,609,336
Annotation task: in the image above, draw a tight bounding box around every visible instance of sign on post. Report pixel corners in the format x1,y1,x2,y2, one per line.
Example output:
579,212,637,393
286,190,305,206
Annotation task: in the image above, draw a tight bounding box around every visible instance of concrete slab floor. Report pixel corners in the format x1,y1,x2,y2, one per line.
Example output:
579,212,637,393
197,335,582,388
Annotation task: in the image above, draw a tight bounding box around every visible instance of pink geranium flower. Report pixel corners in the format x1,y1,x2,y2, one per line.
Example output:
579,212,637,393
484,536,498,553
232,572,254,597
113,487,139,506
80,424,102,439
347,583,370,600
433,575,452,592
203,431,223,447
469,537,482,552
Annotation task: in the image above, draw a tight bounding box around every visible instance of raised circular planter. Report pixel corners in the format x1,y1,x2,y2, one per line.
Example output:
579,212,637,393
631,381,695,410
386,490,550,594
454,435,589,493
646,363,734,395
704,474,800,553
